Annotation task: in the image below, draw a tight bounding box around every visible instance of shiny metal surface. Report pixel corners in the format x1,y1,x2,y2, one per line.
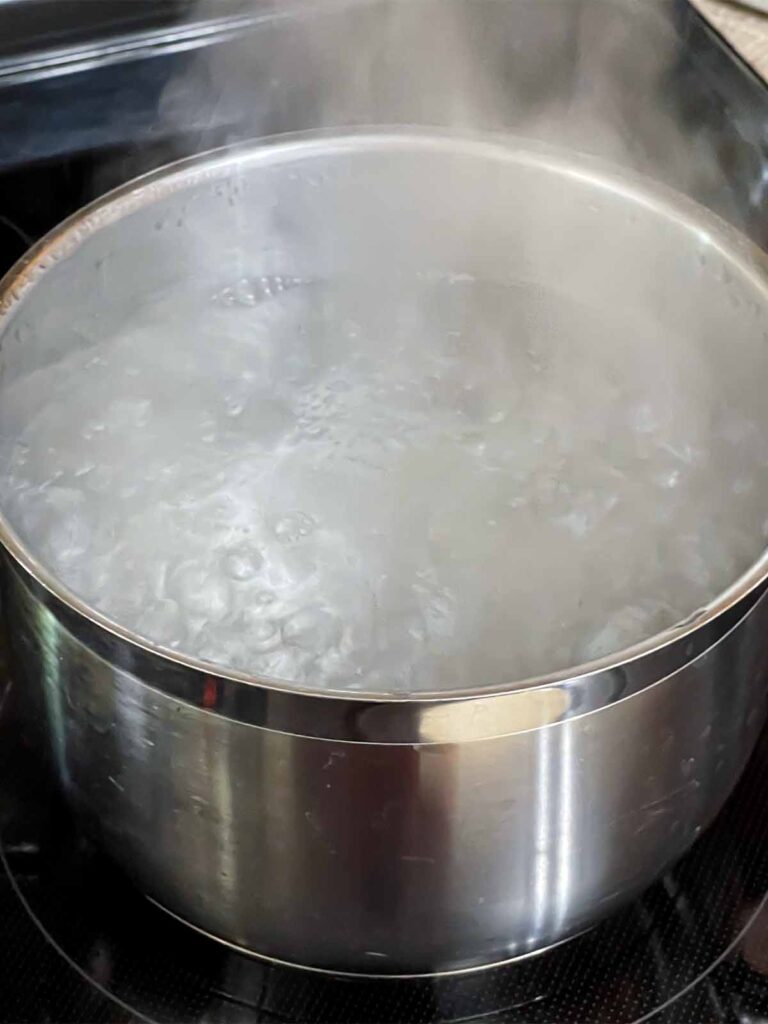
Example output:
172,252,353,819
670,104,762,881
2,132,768,974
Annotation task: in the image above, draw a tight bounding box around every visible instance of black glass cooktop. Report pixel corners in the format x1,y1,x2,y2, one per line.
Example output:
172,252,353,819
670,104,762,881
2,1,768,1021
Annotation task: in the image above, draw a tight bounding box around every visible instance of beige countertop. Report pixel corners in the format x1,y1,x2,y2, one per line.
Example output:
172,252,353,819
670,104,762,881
694,0,768,78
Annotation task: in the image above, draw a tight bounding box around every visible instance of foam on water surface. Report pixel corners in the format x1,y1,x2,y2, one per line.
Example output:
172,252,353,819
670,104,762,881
0,273,765,692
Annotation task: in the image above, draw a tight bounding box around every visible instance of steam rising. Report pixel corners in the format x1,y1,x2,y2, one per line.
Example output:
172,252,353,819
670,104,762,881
159,0,739,216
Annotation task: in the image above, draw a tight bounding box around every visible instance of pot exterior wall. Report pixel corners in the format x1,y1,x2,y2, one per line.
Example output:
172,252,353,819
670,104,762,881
6,559,767,975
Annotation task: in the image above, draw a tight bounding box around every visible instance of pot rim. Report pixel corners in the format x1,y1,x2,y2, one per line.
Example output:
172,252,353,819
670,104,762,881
2,127,768,733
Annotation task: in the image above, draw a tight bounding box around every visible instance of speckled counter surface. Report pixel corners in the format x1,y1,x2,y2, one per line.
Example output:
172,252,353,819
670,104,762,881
694,0,768,78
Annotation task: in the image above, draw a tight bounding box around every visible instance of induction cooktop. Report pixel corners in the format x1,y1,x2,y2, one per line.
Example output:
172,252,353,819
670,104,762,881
1,2,768,1021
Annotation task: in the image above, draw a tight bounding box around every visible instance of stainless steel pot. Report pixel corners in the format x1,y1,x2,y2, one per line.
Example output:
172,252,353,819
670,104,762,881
2,132,768,976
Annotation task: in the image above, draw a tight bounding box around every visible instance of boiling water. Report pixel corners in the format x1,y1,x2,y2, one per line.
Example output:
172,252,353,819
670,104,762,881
1,274,765,691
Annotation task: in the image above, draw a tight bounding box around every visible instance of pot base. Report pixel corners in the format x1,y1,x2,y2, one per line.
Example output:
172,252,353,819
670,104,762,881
146,895,589,980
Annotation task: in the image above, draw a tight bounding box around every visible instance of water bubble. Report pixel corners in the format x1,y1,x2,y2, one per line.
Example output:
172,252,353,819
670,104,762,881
245,617,283,653
657,469,680,490
283,608,341,652
274,512,316,544
168,563,231,622
81,420,106,439
222,544,263,582
137,599,183,646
